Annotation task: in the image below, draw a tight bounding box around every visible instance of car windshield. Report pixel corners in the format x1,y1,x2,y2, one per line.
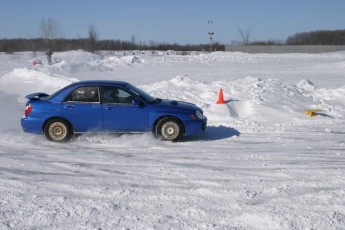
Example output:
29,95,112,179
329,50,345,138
126,83,157,104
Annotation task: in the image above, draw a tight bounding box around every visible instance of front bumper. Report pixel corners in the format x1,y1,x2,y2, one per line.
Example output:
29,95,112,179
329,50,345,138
184,116,207,136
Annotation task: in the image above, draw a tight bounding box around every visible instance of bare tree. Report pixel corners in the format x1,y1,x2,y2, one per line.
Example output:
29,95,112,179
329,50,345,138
131,35,137,47
88,24,98,53
39,18,60,47
149,40,157,49
237,28,252,46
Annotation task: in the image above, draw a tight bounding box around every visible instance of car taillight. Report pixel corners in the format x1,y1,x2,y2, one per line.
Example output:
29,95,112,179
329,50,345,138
25,104,32,116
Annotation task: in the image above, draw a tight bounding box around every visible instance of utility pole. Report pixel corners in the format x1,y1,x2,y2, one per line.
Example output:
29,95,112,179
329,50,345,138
208,20,214,52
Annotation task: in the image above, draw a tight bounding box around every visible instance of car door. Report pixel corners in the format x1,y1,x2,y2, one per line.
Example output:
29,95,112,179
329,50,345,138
100,86,149,132
62,86,103,132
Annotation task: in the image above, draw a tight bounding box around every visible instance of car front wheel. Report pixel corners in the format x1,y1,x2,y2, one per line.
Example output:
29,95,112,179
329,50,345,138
44,119,73,142
155,118,183,141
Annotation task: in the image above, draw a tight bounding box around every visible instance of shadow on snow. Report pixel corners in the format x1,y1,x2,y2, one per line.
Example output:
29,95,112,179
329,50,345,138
71,125,240,143
182,125,240,142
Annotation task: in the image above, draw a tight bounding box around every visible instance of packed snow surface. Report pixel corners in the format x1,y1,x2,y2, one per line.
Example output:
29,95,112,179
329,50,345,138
0,50,345,229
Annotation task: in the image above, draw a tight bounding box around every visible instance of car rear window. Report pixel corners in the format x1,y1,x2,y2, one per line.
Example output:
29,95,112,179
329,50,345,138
68,86,100,102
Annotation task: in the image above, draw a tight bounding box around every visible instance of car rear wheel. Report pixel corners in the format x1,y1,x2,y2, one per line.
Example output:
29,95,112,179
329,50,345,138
44,119,73,142
155,117,183,141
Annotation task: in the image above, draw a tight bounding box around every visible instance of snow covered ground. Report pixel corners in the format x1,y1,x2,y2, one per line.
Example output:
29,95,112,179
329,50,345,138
0,50,344,229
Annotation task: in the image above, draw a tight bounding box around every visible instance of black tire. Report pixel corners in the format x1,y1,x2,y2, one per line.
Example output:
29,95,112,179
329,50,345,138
44,119,73,142
155,117,183,141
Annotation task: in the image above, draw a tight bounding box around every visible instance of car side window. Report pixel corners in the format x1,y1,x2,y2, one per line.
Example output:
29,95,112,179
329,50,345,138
68,86,99,102
101,86,135,104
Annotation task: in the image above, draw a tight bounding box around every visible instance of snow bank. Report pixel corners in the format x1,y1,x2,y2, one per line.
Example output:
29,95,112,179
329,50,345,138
0,51,345,229
143,75,343,128
0,68,78,101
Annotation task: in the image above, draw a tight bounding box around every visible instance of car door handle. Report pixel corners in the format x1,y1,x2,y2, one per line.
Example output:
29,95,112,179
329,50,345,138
64,105,74,110
105,106,115,111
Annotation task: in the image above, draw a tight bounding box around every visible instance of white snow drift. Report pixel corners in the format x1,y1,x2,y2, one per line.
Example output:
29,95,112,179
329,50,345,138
0,51,344,229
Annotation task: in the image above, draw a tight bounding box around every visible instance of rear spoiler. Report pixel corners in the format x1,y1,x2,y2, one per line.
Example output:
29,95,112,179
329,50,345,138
25,92,50,101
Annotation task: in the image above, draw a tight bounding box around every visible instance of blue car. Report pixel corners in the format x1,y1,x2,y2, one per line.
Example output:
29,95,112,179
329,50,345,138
21,80,207,142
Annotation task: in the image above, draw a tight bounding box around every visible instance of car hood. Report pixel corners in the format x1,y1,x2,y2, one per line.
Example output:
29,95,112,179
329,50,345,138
157,99,201,111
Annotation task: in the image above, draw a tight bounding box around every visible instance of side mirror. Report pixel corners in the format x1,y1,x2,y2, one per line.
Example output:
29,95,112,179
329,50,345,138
131,99,141,106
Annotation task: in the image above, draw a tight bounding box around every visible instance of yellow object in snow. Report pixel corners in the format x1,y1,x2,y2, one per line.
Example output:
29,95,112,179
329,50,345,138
304,110,323,117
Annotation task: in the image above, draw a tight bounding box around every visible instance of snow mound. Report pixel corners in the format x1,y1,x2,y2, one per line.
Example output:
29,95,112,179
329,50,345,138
120,55,142,64
313,86,345,116
30,51,134,72
0,68,78,101
297,79,316,91
0,51,345,229
141,75,210,108
143,75,341,127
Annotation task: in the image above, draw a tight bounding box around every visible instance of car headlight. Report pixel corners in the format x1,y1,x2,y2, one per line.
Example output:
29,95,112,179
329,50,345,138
196,111,203,119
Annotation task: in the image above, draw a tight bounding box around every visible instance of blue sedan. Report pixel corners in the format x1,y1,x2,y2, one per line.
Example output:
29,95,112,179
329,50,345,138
21,80,207,142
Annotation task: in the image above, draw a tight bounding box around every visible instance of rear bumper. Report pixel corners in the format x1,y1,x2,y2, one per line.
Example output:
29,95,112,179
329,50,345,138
21,117,44,135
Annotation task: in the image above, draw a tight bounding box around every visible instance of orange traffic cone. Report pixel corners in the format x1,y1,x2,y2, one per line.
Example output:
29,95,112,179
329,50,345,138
216,88,225,104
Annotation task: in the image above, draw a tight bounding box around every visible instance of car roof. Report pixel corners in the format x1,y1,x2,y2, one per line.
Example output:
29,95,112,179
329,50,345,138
69,80,129,87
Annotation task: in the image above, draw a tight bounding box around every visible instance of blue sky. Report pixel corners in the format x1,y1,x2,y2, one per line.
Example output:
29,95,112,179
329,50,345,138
1,0,345,44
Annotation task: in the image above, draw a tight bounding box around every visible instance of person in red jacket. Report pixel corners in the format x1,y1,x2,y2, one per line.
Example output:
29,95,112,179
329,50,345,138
46,49,53,65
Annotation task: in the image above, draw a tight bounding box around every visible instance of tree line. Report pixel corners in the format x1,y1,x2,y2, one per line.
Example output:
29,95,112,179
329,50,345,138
0,18,224,53
239,29,345,46
286,29,345,45
2,29,344,53
0,16,344,53
0,38,225,53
